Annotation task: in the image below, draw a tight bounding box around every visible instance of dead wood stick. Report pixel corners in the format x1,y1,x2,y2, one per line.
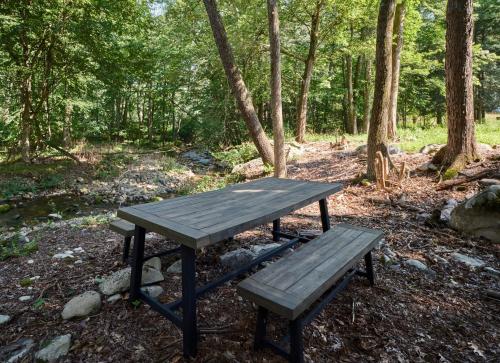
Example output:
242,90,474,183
436,169,494,190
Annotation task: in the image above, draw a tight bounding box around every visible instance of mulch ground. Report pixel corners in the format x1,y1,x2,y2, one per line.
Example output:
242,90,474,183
1,143,499,362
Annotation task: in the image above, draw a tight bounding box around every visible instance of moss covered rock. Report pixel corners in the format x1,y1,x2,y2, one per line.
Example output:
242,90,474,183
0,204,11,213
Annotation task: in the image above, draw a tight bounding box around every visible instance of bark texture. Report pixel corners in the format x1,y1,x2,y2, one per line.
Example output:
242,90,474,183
203,0,274,165
366,0,396,179
362,57,372,133
295,0,322,143
387,1,406,140
346,54,357,134
267,0,286,178
432,0,478,172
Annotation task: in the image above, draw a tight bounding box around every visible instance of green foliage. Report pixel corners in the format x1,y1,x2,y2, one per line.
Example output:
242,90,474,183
178,174,244,196
0,177,36,198
0,236,38,261
443,168,458,181
212,143,259,167
95,154,134,180
19,277,32,287
162,157,188,173
0,204,10,213
33,298,45,309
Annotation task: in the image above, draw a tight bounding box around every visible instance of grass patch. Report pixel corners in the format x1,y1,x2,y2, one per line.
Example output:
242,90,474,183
178,174,243,195
163,157,189,173
19,277,32,287
95,153,135,180
212,143,259,167
80,214,110,227
0,236,38,261
0,177,37,199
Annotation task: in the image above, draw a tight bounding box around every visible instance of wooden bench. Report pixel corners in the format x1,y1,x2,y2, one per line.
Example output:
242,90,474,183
109,219,136,262
237,223,383,363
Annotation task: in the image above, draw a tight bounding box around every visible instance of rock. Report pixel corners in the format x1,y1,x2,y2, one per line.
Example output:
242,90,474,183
141,285,164,298
0,314,11,325
232,158,265,179
384,248,397,259
76,177,84,183
73,247,84,253
416,212,431,223
35,334,71,362
52,250,75,259
404,259,434,275
285,143,305,160
144,257,161,271
0,204,11,213
0,338,35,363
48,213,63,220
99,266,164,295
419,144,443,155
27,259,34,264
18,295,32,302
440,199,458,223
479,178,500,187
428,253,448,264
478,143,493,152
166,259,182,274
417,162,438,172
449,185,500,242
106,294,122,304
220,248,256,269
250,243,281,256
61,291,101,320
451,253,486,269
388,145,403,155
381,254,395,265
355,144,368,155
484,266,500,278
356,144,402,155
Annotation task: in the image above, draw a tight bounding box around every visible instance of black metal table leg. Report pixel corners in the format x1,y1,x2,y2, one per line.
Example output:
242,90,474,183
364,251,375,286
289,318,304,363
272,219,281,242
123,236,132,262
182,245,197,358
319,198,330,232
130,226,145,301
255,307,269,350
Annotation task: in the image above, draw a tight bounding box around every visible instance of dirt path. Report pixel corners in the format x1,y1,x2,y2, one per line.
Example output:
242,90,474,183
1,143,499,362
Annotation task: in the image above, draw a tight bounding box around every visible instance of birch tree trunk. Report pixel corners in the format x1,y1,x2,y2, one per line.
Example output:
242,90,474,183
203,0,274,165
267,0,286,177
366,0,396,179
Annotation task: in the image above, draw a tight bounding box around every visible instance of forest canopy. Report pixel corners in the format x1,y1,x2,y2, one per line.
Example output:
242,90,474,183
0,0,498,158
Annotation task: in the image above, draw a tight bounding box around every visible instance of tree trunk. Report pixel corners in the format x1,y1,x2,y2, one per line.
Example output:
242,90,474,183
295,0,322,143
267,0,286,178
387,1,406,140
346,54,357,134
362,57,372,133
63,102,73,147
203,0,274,165
366,0,396,179
432,0,478,172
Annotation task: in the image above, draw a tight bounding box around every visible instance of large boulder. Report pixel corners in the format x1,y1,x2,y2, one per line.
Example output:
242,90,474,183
450,185,500,242
232,158,266,179
61,291,101,320
99,266,164,296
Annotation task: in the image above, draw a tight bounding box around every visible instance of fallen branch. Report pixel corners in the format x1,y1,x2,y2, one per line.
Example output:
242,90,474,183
436,169,496,190
46,142,81,164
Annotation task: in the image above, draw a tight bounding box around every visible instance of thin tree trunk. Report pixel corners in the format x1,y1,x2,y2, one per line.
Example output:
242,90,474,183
203,0,274,165
367,0,396,179
346,54,357,134
295,0,323,143
432,0,478,172
267,0,286,178
387,1,406,140
63,102,73,147
362,57,372,133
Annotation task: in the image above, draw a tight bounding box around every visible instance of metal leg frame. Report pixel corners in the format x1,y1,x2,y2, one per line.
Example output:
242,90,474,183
272,219,281,242
129,226,146,301
319,198,331,232
253,266,371,363
123,236,132,262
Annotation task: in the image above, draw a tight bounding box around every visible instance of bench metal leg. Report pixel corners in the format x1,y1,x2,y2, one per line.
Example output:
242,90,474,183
272,219,281,242
319,199,330,232
289,319,304,363
364,251,375,286
255,307,268,350
130,226,145,301
181,245,197,358
123,236,132,262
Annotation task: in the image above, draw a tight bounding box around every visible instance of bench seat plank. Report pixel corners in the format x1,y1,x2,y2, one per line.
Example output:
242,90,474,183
237,223,383,320
110,219,135,237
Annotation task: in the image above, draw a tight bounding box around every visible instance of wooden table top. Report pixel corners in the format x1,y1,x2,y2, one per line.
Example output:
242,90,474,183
117,177,342,249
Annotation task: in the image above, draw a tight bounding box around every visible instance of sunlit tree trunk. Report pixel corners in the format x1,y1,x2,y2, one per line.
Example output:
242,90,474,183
367,0,396,179
267,0,286,178
362,57,372,133
203,0,274,165
346,54,357,134
432,0,478,172
387,1,406,140
63,103,73,147
295,0,322,143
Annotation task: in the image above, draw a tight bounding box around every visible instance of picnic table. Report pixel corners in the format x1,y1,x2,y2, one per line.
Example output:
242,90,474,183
117,177,342,357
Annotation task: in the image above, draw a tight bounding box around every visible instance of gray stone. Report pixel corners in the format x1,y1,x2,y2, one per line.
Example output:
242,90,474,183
61,291,101,320
419,144,443,155
381,254,395,265
0,314,11,325
428,253,448,264
232,158,265,179
220,248,256,269
35,334,71,362
484,266,500,278
479,179,500,187
141,285,164,298
144,257,161,271
52,250,74,259
18,295,32,302
250,243,281,256
356,144,402,155
166,259,182,274
99,266,165,295
48,213,63,220
106,294,122,304
417,162,438,172
440,199,458,223
449,185,500,242
0,338,35,363
451,253,486,269
404,259,434,275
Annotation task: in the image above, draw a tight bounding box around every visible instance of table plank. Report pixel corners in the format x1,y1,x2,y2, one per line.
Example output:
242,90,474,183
117,177,342,249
